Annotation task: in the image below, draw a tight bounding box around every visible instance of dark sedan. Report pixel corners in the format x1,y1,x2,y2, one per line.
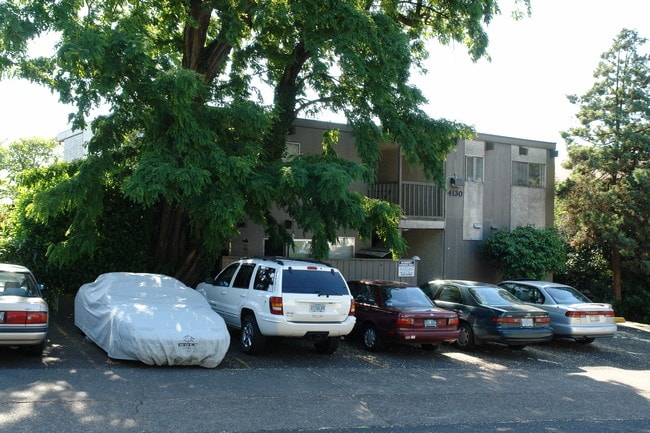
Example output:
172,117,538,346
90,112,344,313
347,280,460,351
420,280,553,350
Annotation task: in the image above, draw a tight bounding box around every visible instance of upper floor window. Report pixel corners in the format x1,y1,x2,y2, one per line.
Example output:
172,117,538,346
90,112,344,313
466,156,484,182
512,162,546,187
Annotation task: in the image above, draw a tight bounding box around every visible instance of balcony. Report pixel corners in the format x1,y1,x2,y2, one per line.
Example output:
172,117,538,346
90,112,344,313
369,181,444,220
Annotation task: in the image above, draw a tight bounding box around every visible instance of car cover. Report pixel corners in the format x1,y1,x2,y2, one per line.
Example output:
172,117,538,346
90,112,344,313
75,272,230,368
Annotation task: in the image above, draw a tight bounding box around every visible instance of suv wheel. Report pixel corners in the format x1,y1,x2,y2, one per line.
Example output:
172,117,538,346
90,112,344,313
314,337,339,354
240,314,266,355
362,324,382,352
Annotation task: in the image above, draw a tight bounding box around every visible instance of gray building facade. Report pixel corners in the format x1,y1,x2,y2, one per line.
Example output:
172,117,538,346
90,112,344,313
59,119,556,285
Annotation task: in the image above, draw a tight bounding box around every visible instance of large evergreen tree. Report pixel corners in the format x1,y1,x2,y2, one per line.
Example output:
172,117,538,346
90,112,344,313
558,29,650,300
0,1,529,284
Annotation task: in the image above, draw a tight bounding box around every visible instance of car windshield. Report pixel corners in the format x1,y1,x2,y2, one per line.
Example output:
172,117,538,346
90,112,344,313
469,287,523,306
382,286,434,307
0,272,39,297
545,286,592,304
282,269,349,295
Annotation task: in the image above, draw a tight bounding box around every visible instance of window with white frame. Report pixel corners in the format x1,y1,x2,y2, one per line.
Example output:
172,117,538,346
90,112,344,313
466,155,484,182
512,162,546,187
283,142,300,161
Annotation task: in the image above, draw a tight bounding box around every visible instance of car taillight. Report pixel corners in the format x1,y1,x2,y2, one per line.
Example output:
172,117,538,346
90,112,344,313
269,297,283,315
397,316,414,326
5,311,47,324
348,300,355,316
534,317,550,323
492,317,520,323
566,311,615,318
448,316,459,326
5,312,27,324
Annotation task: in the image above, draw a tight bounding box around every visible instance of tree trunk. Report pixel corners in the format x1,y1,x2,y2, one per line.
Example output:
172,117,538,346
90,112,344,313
611,246,622,300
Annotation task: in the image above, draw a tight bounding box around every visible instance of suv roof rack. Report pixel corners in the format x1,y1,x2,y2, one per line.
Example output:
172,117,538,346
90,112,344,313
240,256,333,267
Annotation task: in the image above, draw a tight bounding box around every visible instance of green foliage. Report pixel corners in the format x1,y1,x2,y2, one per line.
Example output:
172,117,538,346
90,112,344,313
0,137,58,202
480,225,567,280
558,29,650,300
1,162,155,294
554,244,612,302
0,0,530,283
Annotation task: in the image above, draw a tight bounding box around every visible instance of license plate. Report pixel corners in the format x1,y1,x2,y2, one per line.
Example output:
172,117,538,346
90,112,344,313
589,315,603,322
424,319,438,328
310,303,325,313
0,311,4,322
521,318,534,327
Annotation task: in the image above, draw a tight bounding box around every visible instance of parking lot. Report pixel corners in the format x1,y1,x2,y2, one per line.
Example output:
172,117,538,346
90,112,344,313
1,312,649,433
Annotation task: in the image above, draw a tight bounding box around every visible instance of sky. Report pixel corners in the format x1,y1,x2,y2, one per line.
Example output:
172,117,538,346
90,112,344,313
1,0,649,175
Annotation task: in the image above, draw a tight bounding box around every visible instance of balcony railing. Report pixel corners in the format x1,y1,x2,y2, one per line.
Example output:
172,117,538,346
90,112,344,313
369,181,444,219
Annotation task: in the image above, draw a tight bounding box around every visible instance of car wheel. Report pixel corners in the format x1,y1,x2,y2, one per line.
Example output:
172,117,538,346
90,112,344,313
314,337,339,354
576,337,595,344
454,322,476,350
362,323,382,352
421,344,438,351
240,314,266,355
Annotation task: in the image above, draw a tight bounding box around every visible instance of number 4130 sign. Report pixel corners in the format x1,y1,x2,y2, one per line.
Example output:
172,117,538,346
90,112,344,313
447,190,463,197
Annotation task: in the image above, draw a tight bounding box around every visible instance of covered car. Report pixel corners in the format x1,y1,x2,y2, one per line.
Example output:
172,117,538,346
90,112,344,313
75,272,230,368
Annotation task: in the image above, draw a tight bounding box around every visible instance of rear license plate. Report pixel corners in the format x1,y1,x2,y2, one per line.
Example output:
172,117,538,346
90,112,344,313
589,315,603,322
521,318,534,327
310,303,325,313
424,319,438,327
0,312,4,322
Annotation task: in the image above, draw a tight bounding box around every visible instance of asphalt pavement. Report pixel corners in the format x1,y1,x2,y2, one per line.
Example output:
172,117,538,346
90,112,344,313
1,313,648,433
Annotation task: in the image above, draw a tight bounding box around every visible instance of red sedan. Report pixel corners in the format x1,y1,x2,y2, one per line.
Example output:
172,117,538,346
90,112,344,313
347,280,460,351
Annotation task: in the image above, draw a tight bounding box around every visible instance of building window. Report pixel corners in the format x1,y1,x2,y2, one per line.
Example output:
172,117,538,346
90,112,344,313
466,156,484,182
283,142,300,161
289,237,355,259
512,162,546,187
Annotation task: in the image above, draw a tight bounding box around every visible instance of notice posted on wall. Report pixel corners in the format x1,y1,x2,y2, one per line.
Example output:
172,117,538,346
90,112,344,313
397,260,415,277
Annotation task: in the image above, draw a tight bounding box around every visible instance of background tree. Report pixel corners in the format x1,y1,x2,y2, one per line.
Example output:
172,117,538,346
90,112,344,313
558,28,650,301
480,225,567,280
0,137,58,202
0,1,529,285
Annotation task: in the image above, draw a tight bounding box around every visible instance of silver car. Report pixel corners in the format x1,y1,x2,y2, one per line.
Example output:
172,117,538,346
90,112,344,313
0,263,48,356
498,280,616,344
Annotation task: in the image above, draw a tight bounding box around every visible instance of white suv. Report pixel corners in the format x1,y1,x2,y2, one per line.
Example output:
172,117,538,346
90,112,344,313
196,257,356,355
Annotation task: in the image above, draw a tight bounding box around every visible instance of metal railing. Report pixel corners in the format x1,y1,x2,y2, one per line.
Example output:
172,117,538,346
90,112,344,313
369,181,444,219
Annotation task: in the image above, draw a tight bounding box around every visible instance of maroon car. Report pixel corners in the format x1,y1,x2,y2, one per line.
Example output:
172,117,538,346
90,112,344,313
347,280,460,351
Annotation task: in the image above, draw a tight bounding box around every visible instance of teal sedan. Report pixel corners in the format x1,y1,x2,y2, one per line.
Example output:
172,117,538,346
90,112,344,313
420,280,553,350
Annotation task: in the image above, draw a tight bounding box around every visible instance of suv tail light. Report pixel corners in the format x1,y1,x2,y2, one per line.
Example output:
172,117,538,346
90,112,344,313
348,300,355,316
269,297,283,315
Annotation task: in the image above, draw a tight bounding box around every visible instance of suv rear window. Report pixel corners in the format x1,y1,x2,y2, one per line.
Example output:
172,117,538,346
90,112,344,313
281,269,349,295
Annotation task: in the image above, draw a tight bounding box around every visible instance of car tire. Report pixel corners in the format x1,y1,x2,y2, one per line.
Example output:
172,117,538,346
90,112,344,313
314,337,339,354
240,314,266,355
362,323,382,352
421,344,438,351
454,322,476,350
576,337,595,344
